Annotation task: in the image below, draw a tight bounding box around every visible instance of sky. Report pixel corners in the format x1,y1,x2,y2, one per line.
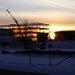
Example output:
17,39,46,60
0,0,75,32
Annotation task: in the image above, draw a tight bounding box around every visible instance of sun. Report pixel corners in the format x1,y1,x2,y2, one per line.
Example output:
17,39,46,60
50,32,55,40
48,26,63,40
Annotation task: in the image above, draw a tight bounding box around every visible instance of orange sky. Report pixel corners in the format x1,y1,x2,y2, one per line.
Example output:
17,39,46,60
0,0,75,32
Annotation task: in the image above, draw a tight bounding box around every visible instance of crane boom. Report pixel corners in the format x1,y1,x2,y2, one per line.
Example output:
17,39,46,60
6,9,33,49
6,9,23,37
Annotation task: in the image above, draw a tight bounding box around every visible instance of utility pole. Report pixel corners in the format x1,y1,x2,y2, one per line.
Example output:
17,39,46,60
49,25,51,65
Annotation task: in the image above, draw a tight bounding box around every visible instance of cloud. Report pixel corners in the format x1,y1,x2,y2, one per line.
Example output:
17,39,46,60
41,0,75,10
0,0,75,26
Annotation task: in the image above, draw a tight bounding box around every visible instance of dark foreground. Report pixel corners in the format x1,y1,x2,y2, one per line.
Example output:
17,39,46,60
2,49,75,55
0,69,49,75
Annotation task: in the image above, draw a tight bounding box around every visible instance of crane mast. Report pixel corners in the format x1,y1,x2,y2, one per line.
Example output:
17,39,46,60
6,9,29,49
6,9,23,37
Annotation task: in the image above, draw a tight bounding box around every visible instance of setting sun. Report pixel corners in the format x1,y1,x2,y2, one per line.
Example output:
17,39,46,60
48,32,55,40
50,32,55,40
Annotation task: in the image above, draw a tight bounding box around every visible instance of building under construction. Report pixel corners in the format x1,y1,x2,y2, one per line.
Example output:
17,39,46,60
1,9,50,43
0,22,50,42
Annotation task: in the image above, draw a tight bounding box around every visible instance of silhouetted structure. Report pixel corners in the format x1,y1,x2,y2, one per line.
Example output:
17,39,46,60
37,33,48,42
55,31,75,40
0,23,49,42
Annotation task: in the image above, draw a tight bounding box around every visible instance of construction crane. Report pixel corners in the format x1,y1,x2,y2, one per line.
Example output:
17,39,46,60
6,9,29,49
6,9,33,49
6,9,23,37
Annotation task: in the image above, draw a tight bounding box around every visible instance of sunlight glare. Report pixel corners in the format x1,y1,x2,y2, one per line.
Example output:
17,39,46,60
49,32,55,40
50,26,63,32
